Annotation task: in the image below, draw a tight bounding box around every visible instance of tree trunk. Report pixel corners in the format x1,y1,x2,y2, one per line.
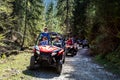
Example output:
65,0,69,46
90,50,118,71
21,0,28,50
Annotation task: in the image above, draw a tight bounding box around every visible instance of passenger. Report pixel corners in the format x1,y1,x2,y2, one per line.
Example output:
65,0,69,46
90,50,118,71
39,27,50,42
66,37,73,45
39,36,48,45
52,36,62,47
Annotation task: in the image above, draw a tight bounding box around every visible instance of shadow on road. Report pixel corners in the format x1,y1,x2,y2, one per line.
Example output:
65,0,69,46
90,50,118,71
22,66,60,79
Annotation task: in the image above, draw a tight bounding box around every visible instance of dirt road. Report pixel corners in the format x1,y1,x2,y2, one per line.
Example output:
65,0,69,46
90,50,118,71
23,48,120,80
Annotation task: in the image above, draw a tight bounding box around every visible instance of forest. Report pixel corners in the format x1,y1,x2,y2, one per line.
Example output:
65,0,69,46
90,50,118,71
0,0,120,75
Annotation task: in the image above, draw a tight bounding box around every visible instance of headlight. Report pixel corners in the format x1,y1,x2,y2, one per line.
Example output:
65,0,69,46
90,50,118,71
34,45,39,51
51,52,57,56
36,51,40,54
70,46,73,48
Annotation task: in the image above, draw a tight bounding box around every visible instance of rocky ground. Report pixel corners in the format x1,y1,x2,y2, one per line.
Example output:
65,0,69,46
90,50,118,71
0,47,120,80
29,48,120,80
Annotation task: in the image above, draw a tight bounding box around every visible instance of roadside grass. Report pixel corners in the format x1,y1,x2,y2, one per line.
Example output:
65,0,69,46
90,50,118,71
0,52,35,80
95,54,120,75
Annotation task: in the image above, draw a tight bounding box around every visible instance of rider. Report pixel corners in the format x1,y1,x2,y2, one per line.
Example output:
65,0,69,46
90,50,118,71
39,36,48,45
52,36,62,48
66,36,74,45
39,27,50,44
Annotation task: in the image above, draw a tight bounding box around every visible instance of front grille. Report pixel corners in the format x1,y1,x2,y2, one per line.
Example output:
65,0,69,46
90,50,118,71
39,52,51,60
40,52,51,56
39,52,53,65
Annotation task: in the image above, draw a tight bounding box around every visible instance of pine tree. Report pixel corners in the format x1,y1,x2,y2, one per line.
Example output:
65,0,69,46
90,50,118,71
56,0,75,34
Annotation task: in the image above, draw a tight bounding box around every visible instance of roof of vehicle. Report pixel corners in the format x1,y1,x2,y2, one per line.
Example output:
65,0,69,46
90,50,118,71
49,32,63,38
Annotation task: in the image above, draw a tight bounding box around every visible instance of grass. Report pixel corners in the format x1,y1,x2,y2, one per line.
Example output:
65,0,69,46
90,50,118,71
95,54,120,75
0,52,35,80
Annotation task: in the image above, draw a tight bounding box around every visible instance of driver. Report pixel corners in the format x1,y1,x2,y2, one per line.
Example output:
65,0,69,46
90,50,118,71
66,37,73,45
39,36,48,45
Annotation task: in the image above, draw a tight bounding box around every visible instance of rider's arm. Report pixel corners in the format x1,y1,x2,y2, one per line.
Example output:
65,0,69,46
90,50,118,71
47,33,50,41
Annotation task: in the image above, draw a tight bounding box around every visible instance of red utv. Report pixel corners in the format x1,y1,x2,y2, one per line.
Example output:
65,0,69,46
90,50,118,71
29,33,65,74
65,38,78,56
65,43,78,56
29,45,65,74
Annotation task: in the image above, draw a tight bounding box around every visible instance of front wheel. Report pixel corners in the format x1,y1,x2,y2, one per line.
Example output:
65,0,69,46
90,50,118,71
65,49,69,56
71,49,76,57
62,54,65,64
56,62,62,74
29,56,35,70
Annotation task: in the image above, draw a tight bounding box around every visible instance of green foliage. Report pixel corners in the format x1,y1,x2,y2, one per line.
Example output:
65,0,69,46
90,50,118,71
45,1,66,34
56,0,120,74
0,0,14,31
0,0,45,47
0,0,120,70
95,46,120,74
106,46,120,64
46,1,54,31
87,0,120,73
1,53,6,59
56,0,75,34
23,0,45,46
0,34,4,40
0,53,34,79
86,0,120,55
72,0,90,35
0,0,120,75
0,34,5,46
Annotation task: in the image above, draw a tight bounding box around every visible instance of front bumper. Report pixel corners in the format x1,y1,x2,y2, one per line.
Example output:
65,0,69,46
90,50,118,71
35,52,59,66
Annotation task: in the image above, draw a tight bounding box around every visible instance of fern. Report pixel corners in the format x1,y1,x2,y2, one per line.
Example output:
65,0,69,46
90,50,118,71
0,34,5,46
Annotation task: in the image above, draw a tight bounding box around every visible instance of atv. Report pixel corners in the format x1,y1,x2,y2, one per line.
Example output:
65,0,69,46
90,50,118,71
65,43,78,57
29,45,65,74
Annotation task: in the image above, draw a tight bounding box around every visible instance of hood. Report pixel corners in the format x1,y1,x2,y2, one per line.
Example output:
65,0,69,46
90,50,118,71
38,45,60,53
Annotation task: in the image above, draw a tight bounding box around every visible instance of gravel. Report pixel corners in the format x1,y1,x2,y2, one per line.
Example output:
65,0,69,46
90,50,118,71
28,48,120,80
